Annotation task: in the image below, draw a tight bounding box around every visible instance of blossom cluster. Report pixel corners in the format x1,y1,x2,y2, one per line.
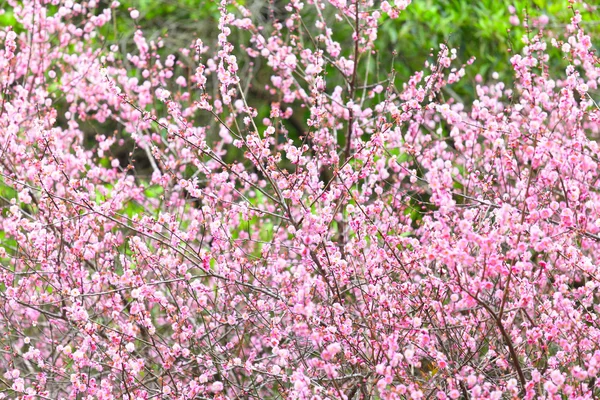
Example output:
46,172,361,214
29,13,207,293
1,0,600,399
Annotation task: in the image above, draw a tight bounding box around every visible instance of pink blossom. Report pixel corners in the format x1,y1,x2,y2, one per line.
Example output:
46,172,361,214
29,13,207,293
1,1,599,399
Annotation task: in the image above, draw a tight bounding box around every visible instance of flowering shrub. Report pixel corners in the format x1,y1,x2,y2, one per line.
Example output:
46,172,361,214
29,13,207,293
2,0,600,399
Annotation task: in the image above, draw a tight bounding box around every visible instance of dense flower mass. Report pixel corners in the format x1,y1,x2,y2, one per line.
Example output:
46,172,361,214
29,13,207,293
1,0,600,398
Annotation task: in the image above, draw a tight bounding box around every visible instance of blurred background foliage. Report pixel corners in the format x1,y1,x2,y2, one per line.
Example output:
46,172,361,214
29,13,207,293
380,0,599,98
2,0,598,110
99,0,600,99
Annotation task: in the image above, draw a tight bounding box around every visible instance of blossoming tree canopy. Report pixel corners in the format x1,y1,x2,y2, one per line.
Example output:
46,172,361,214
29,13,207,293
1,0,600,399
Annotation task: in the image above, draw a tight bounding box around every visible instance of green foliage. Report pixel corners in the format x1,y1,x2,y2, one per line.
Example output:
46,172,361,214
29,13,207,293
0,8,18,30
376,0,599,99
104,0,221,51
